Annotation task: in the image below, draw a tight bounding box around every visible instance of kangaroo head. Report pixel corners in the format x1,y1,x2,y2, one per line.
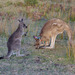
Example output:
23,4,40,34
18,19,27,28
33,36,40,49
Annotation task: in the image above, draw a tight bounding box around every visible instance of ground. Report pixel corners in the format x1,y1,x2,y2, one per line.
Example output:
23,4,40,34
0,35,75,75
0,0,75,75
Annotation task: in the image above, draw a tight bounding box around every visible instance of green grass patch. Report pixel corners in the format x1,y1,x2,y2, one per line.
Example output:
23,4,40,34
70,16,75,22
24,0,38,6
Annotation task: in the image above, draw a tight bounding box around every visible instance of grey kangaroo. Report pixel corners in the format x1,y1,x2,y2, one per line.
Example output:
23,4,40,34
0,19,27,59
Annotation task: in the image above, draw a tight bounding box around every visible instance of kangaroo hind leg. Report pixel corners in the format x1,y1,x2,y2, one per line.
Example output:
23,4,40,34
5,50,13,58
16,50,25,57
44,36,56,49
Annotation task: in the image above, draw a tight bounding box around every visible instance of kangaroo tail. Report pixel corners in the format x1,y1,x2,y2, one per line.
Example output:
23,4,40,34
0,50,12,60
65,25,72,45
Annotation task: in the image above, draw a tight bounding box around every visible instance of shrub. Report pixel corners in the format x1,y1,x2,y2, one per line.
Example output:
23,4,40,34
24,0,38,6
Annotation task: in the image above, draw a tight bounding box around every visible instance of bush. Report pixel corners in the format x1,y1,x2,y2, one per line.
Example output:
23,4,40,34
24,0,38,6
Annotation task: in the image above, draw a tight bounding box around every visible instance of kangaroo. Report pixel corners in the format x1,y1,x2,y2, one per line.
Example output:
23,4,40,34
0,19,27,59
33,18,72,49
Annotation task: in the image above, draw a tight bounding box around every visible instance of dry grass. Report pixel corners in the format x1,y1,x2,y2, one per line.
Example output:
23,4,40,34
0,0,74,20
72,41,75,60
0,19,3,34
0,1,75,74
0,0,75,61
66,27,75,61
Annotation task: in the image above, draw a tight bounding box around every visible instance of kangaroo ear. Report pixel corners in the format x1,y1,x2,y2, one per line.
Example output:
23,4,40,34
18,19,23,22
33,36,40,40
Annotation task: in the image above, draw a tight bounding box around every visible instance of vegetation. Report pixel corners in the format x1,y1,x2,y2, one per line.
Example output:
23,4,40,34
0,0,75,74
24,0,38,6
0,4,2,8
6,1,13,6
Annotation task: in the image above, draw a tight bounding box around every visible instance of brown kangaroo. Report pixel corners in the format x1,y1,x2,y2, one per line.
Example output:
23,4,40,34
0,19,27,59
33,18,72,49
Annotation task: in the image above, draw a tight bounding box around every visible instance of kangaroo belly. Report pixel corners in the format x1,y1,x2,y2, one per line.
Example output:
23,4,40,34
8,40,21,50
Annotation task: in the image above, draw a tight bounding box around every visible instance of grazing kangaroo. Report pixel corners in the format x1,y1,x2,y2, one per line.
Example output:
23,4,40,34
33,18,72,49
0,19,27,59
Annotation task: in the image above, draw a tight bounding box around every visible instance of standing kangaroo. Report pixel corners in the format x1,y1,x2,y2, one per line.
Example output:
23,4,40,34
0,19,27,59
33,18,72,49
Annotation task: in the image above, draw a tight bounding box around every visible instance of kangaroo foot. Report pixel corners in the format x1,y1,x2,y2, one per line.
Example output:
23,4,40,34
16,54,25,57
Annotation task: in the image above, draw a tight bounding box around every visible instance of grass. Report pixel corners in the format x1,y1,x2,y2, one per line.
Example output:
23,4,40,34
0,35,75,75
24,0,38,6
14,2,25,7
0,0,75,21
65,27,75,62
0,4,2,8
6,1,13,6
0,0,75,75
